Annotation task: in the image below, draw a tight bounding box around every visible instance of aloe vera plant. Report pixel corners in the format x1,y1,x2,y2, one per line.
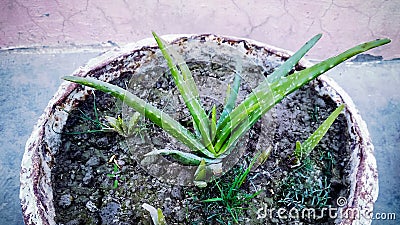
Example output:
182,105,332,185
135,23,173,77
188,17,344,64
63,32,390,170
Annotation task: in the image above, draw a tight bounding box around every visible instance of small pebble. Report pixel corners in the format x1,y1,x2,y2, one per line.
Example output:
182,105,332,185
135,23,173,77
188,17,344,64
86,156,100,166
96,137,109,149
171,186,182,199
83,168,93,184
58,194,72,208
86,200,98,212
100,202,120,224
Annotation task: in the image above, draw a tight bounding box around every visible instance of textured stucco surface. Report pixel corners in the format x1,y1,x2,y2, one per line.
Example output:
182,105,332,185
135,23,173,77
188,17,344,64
1,0,399,59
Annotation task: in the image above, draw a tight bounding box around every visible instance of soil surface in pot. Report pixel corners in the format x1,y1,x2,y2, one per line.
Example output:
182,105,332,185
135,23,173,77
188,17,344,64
52,61,351,225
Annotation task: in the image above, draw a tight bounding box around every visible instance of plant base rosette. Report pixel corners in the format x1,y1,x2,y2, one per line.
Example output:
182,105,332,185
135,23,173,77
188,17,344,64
21,34,379,225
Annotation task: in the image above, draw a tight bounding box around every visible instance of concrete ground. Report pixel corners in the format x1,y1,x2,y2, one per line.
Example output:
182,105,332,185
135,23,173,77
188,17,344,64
0,0,399,224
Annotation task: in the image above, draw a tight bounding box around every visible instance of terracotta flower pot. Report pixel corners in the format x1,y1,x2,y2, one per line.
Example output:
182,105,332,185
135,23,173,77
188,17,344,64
20,34,378,225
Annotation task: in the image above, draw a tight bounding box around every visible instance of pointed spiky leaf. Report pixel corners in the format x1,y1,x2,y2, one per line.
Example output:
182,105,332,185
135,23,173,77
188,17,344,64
295,104,345,160
152,32,215,155
215,37,391,155
294,141,302,159
210,105,217,140
62,76,214,159
217,60,242,126
194,159,207,188
268,34,322,83
144,149,220,166
213,34,322,154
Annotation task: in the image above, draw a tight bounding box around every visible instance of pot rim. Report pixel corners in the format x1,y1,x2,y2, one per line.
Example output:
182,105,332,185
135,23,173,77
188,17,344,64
20,34,377,225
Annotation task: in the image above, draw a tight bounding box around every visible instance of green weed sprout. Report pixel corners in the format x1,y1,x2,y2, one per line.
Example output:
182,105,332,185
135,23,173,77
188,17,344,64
106,163,121,189
63,32,390,169
105,112,141,137
202,152,263,223
55,92,144,138
54,93,114,135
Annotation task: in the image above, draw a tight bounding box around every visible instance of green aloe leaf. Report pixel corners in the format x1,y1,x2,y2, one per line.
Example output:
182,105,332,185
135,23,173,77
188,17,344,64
252,146,272,171
267,33,322,83
62,76,214,159
194,159,208,188
105,112,141,137
192,117,201,138
214,34,322,154
217,57,242,126
271,38,391,102
213,101,262,154
215,37,391,155
152,32,216,155
210,105,217,140
144,149,220,166
295,104,345,161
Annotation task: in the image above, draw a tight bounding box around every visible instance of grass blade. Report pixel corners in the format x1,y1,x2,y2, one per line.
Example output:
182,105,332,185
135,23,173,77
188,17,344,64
227,151,260,200
202,198,223,203
152,32,215,155
62,76,214,159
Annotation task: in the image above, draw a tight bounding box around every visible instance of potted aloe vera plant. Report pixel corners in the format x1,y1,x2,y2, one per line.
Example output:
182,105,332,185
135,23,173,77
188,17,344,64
20,32,389,225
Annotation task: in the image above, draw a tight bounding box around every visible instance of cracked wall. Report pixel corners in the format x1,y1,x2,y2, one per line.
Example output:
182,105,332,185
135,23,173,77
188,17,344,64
1,0,399,59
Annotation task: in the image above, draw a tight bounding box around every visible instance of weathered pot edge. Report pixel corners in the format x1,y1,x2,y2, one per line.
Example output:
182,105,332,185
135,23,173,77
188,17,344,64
20,34,377,225
317,75,378,225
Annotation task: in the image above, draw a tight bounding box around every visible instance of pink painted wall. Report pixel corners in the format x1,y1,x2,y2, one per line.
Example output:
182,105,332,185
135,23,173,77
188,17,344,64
1,0,398,59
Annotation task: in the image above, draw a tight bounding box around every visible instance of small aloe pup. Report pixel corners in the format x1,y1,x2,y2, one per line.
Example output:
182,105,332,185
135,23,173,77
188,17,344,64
63,32,390,171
